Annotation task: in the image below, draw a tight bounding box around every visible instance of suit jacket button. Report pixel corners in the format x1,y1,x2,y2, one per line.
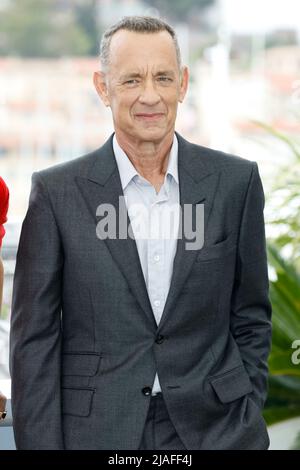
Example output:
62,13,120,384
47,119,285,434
155,334,165,344
142,387,152,396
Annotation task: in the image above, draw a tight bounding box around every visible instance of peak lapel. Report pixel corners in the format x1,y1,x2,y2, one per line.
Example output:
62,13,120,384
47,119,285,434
75,134,157,331
157,132,220,331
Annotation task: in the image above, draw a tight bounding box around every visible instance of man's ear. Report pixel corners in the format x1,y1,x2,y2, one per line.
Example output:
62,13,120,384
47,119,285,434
93,71,110,107
178,66,189,103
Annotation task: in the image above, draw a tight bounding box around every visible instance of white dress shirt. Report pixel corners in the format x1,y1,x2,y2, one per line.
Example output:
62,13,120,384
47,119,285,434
113,133,180,395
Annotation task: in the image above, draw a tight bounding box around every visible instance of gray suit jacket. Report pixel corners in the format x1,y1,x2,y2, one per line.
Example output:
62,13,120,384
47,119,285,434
10,131,272,449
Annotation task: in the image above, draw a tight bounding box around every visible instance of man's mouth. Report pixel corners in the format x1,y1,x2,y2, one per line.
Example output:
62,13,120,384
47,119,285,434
135,113,164,120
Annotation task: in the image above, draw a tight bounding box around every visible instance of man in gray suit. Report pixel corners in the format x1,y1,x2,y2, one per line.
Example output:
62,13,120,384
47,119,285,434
10,16,272,450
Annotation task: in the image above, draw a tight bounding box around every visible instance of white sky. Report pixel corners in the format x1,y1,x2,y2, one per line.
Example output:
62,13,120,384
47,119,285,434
221,0,300,33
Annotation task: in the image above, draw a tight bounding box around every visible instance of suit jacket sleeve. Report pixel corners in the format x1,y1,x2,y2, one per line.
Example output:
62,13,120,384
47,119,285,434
10,172,64,449
230,161,272,410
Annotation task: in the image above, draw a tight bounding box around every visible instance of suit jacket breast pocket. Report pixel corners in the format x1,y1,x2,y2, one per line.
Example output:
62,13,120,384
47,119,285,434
196,232,237,263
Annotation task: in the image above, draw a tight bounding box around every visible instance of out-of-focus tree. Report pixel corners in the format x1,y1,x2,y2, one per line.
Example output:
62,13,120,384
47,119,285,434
0,0,98,57
146,0,215,20
74,0,101,56
0,0,54,56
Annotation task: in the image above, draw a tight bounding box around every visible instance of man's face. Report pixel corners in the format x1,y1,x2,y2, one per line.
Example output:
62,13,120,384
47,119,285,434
94,29,189,143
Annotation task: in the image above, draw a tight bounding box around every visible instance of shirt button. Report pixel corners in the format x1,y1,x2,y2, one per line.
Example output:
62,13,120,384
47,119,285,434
153,254,160,262
154,300,161,307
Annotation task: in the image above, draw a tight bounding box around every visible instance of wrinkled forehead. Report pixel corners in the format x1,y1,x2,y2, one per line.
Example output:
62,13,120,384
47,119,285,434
108,29,179,71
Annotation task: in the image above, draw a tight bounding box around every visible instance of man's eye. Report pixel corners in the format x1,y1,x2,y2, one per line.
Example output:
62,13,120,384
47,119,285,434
158,77,172,82
125,79,138,85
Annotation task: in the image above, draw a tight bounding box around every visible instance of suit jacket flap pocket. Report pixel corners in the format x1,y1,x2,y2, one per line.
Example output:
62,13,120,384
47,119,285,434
62,352,102,376
209,365,253,403
62,387,95,417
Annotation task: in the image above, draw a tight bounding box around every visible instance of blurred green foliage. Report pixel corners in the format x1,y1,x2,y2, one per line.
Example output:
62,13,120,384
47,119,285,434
147,0,214,19
256,122,300,444
0,302,9,321
0,0,100,57
0,0,216,57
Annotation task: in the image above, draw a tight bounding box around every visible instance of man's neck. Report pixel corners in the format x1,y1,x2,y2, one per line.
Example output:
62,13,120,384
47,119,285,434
114,129,174,193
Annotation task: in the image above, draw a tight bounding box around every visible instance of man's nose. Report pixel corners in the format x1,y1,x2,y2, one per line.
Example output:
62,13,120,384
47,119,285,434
138,80,161,105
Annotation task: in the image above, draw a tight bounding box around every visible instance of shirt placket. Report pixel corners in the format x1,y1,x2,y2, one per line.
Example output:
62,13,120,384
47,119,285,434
147,182,170,325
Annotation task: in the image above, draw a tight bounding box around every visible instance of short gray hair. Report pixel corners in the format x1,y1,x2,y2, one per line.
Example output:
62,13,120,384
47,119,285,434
99,15,182,73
